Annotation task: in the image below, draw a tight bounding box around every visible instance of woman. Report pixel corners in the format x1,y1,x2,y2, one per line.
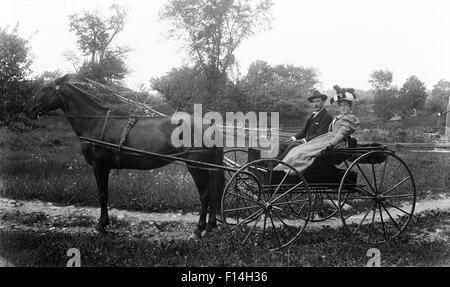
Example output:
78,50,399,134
274,87,360,173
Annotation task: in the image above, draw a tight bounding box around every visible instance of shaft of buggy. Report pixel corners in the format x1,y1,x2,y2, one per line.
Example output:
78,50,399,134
79,136,239,173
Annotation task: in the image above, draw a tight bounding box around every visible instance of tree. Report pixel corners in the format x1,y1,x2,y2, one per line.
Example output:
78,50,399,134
369,69,398,120
151,66,240,113
368,69,393,90
426,79,450,114
0,25,36,130
160,0,273,109
239,61,318,121
68,4,131,83
397,75,427,117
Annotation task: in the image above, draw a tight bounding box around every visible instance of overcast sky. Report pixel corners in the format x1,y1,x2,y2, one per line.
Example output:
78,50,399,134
2,0,450,91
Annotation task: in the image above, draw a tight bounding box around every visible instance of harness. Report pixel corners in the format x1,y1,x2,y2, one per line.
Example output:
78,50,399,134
97,110,139,169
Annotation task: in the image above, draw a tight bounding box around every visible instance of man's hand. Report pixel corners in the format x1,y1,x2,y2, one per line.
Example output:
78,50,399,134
290,136,296,142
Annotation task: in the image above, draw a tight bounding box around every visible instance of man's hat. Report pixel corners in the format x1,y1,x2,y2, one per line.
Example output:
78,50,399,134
330,85,358,104
307,90,327,102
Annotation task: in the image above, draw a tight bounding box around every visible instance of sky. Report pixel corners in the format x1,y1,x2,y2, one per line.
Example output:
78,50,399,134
2,0,450,91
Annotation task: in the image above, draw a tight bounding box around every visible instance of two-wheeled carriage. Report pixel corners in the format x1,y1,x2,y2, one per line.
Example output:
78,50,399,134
221,140,416,250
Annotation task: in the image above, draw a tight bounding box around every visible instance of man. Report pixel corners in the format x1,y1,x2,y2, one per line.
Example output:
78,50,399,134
276,90,332,159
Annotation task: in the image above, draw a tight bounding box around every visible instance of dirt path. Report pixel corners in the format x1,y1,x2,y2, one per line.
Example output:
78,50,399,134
1,195,450,266
1,195,450,230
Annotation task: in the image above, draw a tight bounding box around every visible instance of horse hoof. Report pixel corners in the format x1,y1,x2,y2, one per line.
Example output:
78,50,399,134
95,224,107,234
188,230,202,241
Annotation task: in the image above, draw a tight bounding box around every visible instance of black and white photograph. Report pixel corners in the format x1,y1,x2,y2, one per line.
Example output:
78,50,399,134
1,0,450,272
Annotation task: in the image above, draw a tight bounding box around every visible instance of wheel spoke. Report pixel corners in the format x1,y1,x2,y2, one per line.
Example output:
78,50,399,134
343,200,375,221
378,157,389,194
381,162,402,193
272,205,305,220
272,210,297,236
353,202,376,235
372,164,378,193
382,176,411,196
224,205,261,213
383,201,412,217
382,194,414,199
378,203,387,241
355,163,376,195
269,171,290,202
381,203,402,232
235,173,260,198
352,184,374,197
268,211,282,247
368,205,377,244
261,212,268,248
230,208,263,231
346,196,376,200
324,192,339,210
242,210,264,245
266,162,274,202
271,181,305,203
227,191,261,206
271,198,309,207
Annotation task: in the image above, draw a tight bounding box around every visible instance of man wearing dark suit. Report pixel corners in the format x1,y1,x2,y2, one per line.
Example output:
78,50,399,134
276,90,332,159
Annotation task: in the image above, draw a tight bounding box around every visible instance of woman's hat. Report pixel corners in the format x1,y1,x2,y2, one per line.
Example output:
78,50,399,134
330,85,358,104
307,90,328,102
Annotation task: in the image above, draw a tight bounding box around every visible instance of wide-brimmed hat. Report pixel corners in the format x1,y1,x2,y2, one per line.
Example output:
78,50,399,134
330,85,358,104
307,90,327,102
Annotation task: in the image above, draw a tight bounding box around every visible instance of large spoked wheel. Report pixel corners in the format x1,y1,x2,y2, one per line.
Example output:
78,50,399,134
224,148,249,167
308,188,341,222
223,148,249,183
221,159,311,251
338,151,416,244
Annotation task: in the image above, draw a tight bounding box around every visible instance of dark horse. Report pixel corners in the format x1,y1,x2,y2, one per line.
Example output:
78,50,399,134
27,74,224,238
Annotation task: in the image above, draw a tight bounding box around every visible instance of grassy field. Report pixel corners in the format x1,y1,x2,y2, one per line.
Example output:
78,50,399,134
0,209,449,267
1,116,449,213
1,116,450,267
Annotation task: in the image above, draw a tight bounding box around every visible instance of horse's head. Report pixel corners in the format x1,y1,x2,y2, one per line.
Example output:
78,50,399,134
27,74,71,119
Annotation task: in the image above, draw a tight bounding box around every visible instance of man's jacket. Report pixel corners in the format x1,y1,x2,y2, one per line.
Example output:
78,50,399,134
295,109,332,142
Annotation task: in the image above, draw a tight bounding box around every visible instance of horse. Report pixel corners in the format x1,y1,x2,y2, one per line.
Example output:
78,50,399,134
27,74,224,239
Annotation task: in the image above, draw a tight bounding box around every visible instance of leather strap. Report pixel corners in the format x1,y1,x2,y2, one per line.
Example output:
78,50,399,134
99,110,111,141
116,117,138,169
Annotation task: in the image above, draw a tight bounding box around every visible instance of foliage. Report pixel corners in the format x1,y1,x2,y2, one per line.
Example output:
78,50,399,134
368,69,393,90
160,0,273,107
397,75,428,117
68,5,131,83
426,79,450,114
0,25,38,131
151,61,318,119
372,88,398,120
368,69,398,120
238,60,318,120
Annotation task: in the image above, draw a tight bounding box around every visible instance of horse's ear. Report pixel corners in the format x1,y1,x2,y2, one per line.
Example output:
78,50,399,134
54,74,71,85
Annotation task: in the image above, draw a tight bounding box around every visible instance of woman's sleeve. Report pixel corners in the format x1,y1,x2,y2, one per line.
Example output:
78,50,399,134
330,114,360,146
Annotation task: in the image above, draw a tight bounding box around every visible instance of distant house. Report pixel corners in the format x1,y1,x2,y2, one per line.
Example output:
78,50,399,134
389,115,402,122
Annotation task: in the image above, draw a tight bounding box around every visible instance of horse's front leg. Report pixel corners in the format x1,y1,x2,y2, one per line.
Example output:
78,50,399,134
93,164,110,234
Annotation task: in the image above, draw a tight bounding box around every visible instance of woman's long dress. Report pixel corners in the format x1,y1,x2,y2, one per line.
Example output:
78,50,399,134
274,113,360,173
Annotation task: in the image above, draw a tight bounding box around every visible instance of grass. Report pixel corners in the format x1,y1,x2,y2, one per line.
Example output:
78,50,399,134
1,209,449,267
1,116,450,267
1,117,450,214
0,117,200,213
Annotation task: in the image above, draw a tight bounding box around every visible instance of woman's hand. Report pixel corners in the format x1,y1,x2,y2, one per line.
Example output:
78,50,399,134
324,143,334,153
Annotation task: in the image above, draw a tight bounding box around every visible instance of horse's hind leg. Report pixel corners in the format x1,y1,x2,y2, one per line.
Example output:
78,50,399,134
93,164,110,234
